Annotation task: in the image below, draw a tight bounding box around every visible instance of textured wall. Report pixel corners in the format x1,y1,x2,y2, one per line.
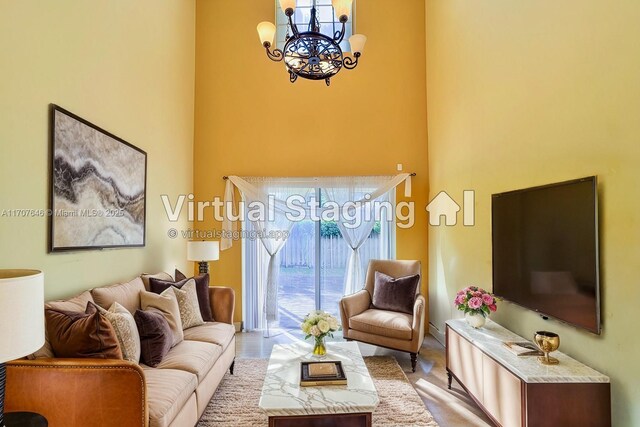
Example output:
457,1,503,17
426,1,640,425
0,0,196,299
194,0,429,323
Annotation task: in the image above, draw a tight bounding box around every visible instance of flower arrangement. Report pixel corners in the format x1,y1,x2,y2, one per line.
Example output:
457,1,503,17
454,286,498,317
301,310,340,356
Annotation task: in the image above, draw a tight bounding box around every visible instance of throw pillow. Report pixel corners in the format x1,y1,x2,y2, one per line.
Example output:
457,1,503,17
140,288,184,347
172,279,205,329
372,271,420,314
134,309,173,367
149,270,213,321
96,302,141,363
45,303,123,359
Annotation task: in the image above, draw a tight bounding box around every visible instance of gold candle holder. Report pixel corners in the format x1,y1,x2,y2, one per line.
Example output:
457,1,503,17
534,331,560,365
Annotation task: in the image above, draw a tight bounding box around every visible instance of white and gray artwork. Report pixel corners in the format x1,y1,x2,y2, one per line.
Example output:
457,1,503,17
50,106,146,251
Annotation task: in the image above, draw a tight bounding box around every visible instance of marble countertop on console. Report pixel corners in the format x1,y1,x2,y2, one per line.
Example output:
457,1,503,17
258,341,379,417
446,319,610,384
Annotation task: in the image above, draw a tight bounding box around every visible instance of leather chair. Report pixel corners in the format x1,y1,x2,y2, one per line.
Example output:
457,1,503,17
339,260,425,372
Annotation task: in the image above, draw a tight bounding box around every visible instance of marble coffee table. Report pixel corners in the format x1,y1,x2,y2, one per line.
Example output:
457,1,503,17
259,341,379,427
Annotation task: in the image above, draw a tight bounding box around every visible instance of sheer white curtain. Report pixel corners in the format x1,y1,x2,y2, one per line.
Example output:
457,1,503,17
321,175,408,295
223,176,310,331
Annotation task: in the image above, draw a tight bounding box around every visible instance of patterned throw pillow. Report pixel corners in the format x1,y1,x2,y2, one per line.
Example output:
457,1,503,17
96,302,141,363
150,271,214,321
172,279,205,330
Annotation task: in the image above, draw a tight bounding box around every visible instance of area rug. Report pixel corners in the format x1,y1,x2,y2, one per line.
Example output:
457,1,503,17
198,356,439,427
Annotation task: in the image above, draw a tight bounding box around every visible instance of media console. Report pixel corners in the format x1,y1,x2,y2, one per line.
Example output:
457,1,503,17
445,319,610,427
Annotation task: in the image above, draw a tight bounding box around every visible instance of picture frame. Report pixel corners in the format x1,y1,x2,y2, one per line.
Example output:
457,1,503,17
49,105,147,252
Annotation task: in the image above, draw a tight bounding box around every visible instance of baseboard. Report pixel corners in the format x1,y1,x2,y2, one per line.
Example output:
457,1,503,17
429,323,445,346
234,321,243,332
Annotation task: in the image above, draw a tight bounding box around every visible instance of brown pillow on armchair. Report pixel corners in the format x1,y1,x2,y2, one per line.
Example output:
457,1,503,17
371,271,420,314
45,302,123,359
148,270,214,321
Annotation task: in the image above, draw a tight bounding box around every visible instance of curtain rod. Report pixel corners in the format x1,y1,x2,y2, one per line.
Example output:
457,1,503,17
222,173,416,180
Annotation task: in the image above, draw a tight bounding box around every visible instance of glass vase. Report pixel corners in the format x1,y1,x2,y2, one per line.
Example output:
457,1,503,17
312,336,327,356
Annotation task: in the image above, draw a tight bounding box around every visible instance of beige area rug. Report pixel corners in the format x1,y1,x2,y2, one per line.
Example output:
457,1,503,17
198,356,439,427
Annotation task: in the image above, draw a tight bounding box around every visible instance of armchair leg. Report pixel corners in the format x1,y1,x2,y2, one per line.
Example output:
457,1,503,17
410,353,417,373
230,359,235,375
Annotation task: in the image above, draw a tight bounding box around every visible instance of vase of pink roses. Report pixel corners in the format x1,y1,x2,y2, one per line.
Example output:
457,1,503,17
454,286,498,329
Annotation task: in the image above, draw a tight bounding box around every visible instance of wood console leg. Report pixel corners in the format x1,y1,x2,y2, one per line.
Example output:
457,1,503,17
410,353,417,373
447,369,452,390
230,359,235,375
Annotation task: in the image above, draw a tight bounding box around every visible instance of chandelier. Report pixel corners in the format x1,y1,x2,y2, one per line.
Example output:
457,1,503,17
257,0,367,86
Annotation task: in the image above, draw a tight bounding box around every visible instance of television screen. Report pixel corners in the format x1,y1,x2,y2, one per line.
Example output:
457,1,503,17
492,177,600,334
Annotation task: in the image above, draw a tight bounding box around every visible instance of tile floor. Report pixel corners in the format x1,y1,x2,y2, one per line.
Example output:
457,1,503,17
236,329,494,427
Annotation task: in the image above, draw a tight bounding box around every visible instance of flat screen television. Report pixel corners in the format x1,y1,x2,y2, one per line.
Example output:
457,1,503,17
492,176,601,334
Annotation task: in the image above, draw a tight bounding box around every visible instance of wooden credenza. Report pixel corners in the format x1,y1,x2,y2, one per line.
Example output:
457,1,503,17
445,319,611,427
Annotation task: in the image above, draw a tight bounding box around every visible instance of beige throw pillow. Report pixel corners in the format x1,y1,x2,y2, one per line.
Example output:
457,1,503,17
96,302,141,363
173,279,205,330
140,288,183,347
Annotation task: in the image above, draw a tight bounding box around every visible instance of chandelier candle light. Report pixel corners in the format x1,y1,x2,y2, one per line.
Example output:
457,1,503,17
257,0,366,86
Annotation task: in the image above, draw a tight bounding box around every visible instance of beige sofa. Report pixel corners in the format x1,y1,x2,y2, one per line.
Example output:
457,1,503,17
5,273,236,427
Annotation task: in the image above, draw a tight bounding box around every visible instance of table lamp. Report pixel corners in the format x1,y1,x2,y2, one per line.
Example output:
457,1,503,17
187,241,219,275
0,270,45,427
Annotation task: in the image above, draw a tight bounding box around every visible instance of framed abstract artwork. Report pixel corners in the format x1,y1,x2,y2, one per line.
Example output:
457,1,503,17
49,105,147,251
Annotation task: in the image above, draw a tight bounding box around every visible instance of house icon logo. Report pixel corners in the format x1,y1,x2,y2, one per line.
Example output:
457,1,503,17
426,190,475,226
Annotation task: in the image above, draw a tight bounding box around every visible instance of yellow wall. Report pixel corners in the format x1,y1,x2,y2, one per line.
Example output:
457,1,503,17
0,0,195,299
194,0,429,323
426,1,640,425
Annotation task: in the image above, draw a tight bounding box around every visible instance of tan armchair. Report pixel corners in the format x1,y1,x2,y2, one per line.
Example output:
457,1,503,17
340,260,425,372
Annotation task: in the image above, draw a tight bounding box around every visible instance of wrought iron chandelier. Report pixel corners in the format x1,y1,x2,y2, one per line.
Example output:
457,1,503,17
257,0,366,86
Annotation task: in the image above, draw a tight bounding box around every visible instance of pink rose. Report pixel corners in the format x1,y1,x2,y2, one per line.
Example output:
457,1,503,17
473,291,482,298
468,297,483,309
454,295,466,306
489,304,497,312
482,294,494,305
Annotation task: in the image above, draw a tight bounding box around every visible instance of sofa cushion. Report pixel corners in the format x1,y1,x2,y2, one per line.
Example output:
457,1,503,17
372,271,420,315
135,309,173,367
91,277,146,314
142,367,197,427
140,289,184,347
97,302,141,363
183,322,235,350
30,290,96,359
151,271,214,322
172,280,205,329
155,340,222,382
141,272,173,291
349,308,413,341
45,302,123,359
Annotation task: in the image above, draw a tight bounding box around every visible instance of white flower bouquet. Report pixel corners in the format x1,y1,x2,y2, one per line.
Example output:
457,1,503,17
301,310,340,356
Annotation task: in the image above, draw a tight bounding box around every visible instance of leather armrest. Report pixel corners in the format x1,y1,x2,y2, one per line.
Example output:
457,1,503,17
6,358,147,427
339,290,371,333
209,286,235,325
412,294,426,347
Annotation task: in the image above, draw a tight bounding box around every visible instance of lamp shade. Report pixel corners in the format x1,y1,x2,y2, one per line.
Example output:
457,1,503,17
0,270,45,363
349,34,367,54
332,0,352,20
279,0,297,14
257,21,276,46
187,241,220,262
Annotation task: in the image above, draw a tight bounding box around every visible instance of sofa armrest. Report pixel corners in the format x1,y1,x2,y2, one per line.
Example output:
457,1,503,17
6,358,147,427
411,294,426,347
209,286,235,325
340,289,371,333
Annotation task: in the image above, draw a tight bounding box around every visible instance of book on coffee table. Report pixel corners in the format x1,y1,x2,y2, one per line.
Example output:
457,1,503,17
300,361,347,386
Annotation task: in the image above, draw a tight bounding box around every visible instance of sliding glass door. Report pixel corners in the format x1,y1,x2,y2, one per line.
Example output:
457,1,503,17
243,185,395,331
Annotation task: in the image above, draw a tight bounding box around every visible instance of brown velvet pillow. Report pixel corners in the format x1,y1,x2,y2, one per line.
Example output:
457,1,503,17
45,302,123,359
134,309,173,367
371,271,420,314
149,270,213,322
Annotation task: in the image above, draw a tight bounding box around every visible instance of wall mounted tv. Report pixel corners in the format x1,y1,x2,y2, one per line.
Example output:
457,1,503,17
492,176,601,334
